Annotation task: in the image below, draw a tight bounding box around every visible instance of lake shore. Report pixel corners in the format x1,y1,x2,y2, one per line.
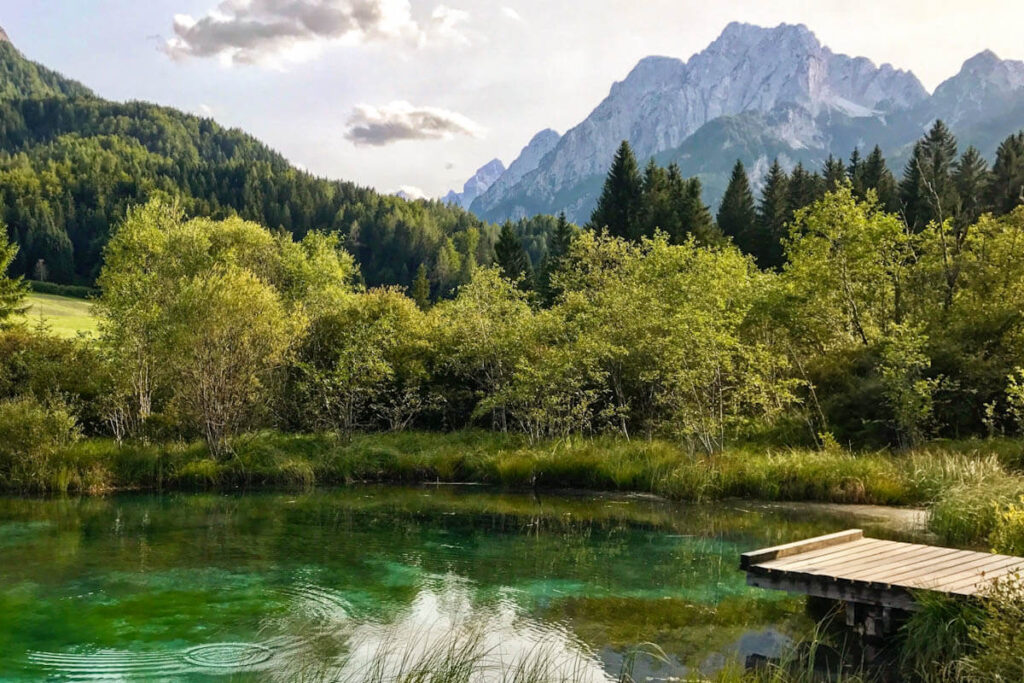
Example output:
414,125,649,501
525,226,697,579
7,430,1023,549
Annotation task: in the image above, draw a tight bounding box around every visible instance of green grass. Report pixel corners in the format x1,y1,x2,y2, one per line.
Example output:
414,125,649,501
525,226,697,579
12,430,1020,511
16,293,98,337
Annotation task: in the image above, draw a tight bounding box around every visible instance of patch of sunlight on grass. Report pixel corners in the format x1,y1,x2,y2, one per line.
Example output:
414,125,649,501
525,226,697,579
17,293,98,338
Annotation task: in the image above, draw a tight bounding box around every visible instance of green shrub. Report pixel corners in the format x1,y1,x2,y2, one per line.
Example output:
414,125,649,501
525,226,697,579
0,395,81,491
989,497,1024,555
960,572,1024,681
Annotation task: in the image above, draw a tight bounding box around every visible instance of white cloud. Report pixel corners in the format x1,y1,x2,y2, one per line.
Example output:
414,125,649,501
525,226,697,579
344,100,484,146
500,6,523,23
395,185,429,199
165,0,471,65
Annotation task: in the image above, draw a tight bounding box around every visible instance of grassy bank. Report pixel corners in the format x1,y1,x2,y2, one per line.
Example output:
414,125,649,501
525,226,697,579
10,431,1023,536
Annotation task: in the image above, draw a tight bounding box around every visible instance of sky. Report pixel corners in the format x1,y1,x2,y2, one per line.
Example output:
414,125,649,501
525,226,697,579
2,1,1023,198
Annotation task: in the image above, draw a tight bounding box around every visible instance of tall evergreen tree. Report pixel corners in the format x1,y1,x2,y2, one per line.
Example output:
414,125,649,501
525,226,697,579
639,159,677,239
848,148,866,199
785,163,822,219
494,221,531,286
823,155,847,192
716,160,757,252
953,146,991,231
901,120,959,228
755,159,790,269
679,177,718,245
539,212,577,305
987,131,1024,215
589,140,643,240
0,223,29,328
411,263,431,311
862,145,898,212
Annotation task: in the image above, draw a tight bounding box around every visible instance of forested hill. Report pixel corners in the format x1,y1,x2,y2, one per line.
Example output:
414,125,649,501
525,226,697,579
0,38,493,289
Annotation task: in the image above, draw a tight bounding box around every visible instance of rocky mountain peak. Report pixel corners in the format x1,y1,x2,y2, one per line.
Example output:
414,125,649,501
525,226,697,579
443,158,506,209
0,26,10,44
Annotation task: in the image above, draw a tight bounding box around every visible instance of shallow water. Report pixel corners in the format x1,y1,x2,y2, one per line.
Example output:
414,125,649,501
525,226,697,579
0,487,927,681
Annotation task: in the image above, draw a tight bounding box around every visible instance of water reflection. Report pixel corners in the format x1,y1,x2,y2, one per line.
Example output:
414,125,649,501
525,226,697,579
0,486,927,680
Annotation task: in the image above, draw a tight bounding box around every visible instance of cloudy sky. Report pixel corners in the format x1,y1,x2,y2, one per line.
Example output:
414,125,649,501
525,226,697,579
3,1,1023,197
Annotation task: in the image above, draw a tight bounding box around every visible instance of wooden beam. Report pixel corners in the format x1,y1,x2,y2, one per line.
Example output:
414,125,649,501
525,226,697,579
740,529,863,570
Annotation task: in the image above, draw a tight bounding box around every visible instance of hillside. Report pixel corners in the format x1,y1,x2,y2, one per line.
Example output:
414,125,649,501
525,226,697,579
0,37,493,289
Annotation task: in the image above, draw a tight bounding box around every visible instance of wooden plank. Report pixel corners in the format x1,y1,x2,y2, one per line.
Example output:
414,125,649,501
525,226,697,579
806,542,947,578
934,560,1024,594
855,547,989,585
754,537,881,570
884,551,1020,588
740,529,863,570
756,538,886,572
837,545,965,583
746,571,918,611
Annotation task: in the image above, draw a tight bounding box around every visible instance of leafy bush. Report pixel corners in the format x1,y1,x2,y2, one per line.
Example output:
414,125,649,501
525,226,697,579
0,395,81,491
990,497,1024,555
961,572,1024,681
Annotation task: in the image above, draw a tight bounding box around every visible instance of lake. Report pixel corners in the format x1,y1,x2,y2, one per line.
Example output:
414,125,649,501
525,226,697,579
0,486,926,681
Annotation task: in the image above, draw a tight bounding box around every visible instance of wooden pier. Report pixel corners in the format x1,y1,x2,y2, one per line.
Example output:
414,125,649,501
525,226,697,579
741,529,1024,637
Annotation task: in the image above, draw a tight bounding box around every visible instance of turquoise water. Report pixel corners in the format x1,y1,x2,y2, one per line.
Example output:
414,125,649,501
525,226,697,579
0,487,922,680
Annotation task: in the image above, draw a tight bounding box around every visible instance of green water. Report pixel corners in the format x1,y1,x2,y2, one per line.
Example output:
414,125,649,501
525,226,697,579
0,487,924,681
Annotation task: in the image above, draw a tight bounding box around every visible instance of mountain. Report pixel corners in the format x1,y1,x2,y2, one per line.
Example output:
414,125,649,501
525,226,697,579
0,25,8,43
443,158,505,209
470,129,561,219
0,38,492,288
472,22,1024,223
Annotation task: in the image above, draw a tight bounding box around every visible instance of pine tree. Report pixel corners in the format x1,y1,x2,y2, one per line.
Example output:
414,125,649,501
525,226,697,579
540,212,577,305
823,155,847,192
589,140,643,240
987,131,1024,215
862,146,898,212
785,163,822,219
679,177,717,245
411,263,431,311
494,221,531,286
0,223,28,327
716,160,757,252
952,146,991,231
901,120,959,228
848,148,866,199
640,159,677,239
754,158,790,269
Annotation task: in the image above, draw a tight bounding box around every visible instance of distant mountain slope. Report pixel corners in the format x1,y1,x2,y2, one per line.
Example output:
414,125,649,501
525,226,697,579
469,22,1024,222
0,38,491,288
444,158,505,209
0,38,92,100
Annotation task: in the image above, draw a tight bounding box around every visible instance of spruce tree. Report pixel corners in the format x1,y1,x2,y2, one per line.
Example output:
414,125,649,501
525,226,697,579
540,212,577,305
823,155,847,192
786,163,822,218
755,158,790,269
953,146,991,231
640,159,676,239
494,221,531,286
716,160,757,252
0,223,28,327
862,146,898,212
411,263,431,311
679,177,717,245
987,131,1024,215
901,120,959,228
589,140,643,240
848,148,866,199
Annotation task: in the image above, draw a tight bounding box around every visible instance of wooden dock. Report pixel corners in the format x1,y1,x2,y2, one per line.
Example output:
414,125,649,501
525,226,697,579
741,529,1024,634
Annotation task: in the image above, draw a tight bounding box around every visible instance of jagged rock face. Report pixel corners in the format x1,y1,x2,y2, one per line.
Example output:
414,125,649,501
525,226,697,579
473,22,937,222
927,50,1024,127
444,158,505,209
471,128,560,216
0,26,9,43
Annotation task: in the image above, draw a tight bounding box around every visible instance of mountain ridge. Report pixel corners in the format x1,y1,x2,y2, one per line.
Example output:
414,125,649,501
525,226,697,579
453,22,1024,222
